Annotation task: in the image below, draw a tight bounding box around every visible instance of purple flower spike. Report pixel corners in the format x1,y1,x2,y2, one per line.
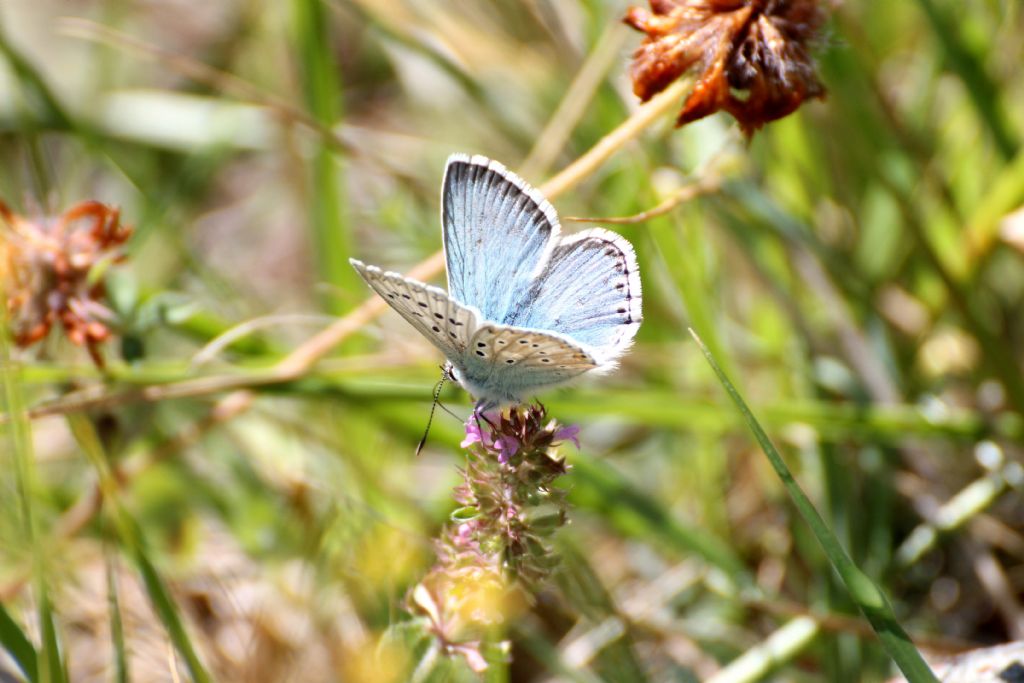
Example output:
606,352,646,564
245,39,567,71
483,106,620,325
409,403,576,672
554,424,581,449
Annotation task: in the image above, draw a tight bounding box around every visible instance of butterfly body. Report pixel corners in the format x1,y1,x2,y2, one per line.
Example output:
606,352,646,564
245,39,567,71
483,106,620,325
351,154,641,409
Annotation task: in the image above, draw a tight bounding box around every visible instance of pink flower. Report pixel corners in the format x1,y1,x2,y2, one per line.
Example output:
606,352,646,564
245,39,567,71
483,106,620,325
553,424,580,449
461,420,490,449
493,434,521,463
450,642,488,673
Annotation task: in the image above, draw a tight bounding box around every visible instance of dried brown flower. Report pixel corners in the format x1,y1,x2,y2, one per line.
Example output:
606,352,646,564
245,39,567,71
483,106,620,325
624,0,827,134
2,200,132,366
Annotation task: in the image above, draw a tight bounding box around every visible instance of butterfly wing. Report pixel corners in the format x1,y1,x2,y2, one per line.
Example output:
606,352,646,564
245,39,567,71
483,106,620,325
455,323,599,405
354,154,642,407
351,258,598,405
350,259,479,360
442,154,559,323
510,228,642,365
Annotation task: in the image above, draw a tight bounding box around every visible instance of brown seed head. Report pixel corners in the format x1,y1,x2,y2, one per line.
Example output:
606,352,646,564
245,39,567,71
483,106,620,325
624,0,828,135
2,200,132,366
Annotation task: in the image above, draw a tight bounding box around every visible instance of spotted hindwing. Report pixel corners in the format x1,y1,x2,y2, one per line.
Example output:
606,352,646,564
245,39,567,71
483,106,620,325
457,323,598,400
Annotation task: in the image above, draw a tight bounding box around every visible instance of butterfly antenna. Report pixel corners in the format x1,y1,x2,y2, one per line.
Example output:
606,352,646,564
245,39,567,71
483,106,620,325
415,368,449,456
434,363,463,420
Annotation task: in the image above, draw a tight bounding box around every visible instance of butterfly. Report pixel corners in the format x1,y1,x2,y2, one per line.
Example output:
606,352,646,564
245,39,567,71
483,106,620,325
350,154,642,411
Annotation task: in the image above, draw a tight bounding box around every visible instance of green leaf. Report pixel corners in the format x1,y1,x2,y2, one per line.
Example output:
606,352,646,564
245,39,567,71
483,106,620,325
0,601,38,682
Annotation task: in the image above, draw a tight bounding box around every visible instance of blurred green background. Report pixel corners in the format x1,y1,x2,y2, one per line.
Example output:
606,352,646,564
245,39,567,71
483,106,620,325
1,0,1024,681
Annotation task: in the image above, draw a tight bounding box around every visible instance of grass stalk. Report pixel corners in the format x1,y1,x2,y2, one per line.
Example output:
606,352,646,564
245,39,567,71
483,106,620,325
1,286,66,683
66,414,213,683
690,329,938,682
293,0,357,313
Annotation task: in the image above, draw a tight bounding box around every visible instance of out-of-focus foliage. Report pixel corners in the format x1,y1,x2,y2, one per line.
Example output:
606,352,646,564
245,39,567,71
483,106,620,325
1,0,1023,681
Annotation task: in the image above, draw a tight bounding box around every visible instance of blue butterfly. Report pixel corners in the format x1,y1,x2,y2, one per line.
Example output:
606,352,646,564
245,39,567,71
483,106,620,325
350,154,642,410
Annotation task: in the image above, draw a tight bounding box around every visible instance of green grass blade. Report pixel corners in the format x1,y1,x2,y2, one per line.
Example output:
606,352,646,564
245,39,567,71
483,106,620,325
66,414,213,683
913,0,1018,160
648,210,737,380
37,591,67,683
0,21,74,131
1,297,66,683
0,601,38,682
689,329,938,683
133,550,210,683
106,553,130,683
293,0,357,314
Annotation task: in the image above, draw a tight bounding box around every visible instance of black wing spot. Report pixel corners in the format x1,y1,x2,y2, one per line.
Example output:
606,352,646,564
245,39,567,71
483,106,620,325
387,293,396,299
418,302,428,308
476,342,486,348
518,339,529,345
531,343,539,348
449,331,457,338
538,351,547,356
497,339,506,345
401,293,411,299
449,318,457,324
505,359,515,364
541,358,551,363
475,350,486,357
617,308,626,314
431,325,440,332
